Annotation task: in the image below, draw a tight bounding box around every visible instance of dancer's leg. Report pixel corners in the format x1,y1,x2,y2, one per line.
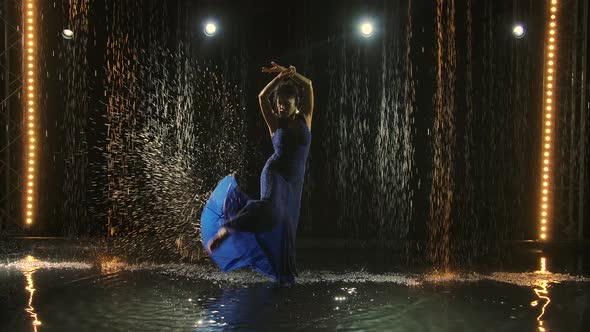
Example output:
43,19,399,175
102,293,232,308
207,199,278,252
223,199,278,233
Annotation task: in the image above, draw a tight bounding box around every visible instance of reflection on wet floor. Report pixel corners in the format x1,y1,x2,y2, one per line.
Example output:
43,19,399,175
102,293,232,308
22,256,41,332
533,257,551,332
1,250,589,331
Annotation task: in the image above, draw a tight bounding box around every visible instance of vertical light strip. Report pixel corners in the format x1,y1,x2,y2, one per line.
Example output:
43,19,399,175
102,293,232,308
23,0,37,225
539,0,558,240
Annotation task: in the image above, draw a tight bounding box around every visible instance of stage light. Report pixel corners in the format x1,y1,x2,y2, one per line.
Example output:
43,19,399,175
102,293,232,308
539,1,558,241
359,22,374,38
23,0,37,226
204,22,217,37
512,24,526,38
62,28,74,40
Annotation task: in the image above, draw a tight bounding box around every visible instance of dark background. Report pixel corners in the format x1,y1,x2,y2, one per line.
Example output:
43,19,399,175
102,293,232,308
1,0,588,264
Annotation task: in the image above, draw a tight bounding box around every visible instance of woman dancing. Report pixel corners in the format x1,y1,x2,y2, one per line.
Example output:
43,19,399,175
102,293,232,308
201,62,313,284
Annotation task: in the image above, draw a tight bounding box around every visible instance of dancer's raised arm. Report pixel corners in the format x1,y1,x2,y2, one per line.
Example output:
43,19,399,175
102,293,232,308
258,66,295,136
263,62,313,130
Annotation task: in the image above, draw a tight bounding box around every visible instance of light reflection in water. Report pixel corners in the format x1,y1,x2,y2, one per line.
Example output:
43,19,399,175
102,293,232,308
532,256,551,331
21,255,42,331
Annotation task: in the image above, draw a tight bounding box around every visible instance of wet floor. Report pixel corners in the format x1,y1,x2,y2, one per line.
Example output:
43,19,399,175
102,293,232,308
1,240,589,331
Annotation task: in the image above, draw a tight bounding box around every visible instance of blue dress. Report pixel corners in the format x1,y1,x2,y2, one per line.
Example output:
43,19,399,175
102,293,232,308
201,113,311,284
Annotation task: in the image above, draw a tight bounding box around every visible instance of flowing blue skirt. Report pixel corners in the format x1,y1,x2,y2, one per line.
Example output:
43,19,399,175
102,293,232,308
201,175,286,282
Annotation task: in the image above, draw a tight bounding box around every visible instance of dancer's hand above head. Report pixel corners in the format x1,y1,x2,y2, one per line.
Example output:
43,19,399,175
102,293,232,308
261,61,283,73
261,61,294,76
277,67,295,79
258,61,312,135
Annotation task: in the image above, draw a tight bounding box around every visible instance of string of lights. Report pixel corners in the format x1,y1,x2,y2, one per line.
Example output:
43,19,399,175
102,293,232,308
23,0,37,226
540,0,558,240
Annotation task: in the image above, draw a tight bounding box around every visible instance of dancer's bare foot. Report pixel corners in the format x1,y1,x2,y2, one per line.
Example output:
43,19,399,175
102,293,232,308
207,227,230,252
